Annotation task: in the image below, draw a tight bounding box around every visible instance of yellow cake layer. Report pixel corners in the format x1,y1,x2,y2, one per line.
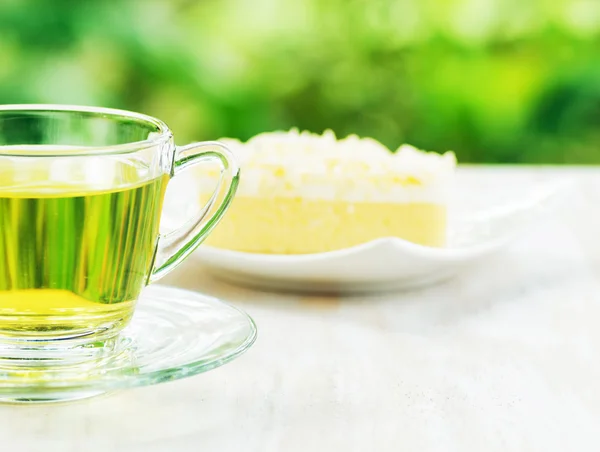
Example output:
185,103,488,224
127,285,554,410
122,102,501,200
204,197,447,254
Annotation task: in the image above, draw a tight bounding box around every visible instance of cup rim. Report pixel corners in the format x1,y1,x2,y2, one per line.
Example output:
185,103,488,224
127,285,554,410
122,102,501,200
0,104,173,157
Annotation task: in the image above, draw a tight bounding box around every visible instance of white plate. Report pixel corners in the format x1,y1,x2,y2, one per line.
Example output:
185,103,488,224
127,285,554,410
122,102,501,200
164,168,573,293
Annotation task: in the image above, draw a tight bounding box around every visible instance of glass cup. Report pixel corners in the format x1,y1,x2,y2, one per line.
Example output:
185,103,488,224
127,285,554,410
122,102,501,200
0,104,239,354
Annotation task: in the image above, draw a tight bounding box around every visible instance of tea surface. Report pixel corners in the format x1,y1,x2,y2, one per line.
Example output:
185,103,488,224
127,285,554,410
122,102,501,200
0,176,168,334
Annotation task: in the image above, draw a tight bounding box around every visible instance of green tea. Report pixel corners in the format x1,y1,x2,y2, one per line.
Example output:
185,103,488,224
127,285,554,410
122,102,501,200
0,176,168,336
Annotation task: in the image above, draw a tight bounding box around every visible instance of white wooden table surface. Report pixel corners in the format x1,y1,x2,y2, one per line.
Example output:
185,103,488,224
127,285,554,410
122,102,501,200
2,166,600,451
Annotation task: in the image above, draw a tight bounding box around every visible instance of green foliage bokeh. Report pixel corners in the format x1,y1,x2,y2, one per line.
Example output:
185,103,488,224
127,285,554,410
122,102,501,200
0,0,599,163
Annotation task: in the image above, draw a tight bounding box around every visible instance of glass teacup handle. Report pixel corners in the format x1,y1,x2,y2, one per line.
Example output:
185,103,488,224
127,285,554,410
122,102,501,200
148,141,239,283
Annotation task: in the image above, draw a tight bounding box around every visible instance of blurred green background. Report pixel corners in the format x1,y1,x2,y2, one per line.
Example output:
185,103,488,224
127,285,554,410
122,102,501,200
0,0,599,163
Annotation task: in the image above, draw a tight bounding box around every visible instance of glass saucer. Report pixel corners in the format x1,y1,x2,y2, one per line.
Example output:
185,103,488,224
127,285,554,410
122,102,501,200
0,285,257,404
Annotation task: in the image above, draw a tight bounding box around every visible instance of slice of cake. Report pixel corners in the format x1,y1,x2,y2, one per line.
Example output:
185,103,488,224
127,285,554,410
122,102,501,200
197,129,456,254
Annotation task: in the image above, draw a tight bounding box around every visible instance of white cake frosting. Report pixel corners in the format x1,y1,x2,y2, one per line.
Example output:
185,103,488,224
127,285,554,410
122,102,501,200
198,129,456,203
